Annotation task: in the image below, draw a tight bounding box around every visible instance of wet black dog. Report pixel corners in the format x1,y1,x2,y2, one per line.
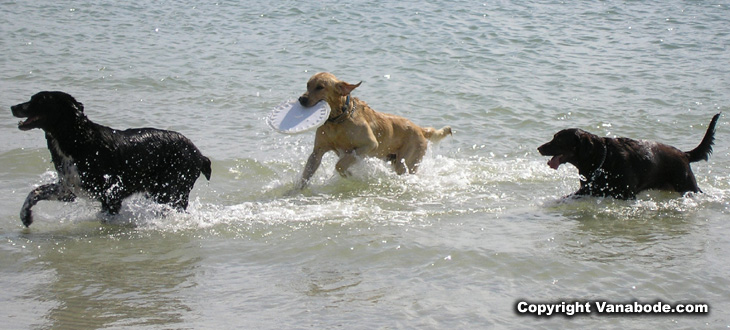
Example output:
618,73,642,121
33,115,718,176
538,113,720,199
11,91,212,227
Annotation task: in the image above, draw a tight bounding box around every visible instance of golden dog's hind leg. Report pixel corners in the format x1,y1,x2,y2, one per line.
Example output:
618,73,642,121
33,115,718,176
406,142,428,174
391,141,428,175
393,157,407,175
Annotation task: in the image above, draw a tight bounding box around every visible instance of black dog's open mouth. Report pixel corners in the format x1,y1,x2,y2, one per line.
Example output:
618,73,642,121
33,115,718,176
17,115,41,131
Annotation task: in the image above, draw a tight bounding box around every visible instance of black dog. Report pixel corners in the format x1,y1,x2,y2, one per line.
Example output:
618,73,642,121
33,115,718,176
11,91,212,227
538,113,720,199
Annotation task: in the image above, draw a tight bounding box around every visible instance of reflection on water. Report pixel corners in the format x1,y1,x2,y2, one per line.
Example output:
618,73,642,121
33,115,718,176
23,227,200,329
546,195,704,262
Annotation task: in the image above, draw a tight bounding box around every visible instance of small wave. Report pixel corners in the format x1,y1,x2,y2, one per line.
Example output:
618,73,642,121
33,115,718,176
541,187,727,223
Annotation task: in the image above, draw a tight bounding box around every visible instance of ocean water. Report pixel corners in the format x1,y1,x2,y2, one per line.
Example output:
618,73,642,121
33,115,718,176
1,0,729,329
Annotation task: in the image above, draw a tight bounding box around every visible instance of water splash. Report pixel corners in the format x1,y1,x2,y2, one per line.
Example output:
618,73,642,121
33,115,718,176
21,148,728,233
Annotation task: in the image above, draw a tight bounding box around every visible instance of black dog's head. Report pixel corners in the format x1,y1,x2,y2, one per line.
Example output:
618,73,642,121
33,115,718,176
11,91,84,131
538,128,601,170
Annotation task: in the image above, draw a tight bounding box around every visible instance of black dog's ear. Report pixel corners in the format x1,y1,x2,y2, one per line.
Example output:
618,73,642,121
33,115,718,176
61,93,84,114
68,98,84,113
73,100,84,113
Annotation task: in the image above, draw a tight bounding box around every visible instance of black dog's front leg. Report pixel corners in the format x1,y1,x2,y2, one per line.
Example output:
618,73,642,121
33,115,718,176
20,183,76,227
100,177,125,215
100,198,122,215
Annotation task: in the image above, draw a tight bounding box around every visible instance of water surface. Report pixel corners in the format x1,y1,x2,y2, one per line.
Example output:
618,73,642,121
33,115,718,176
1,1,729,328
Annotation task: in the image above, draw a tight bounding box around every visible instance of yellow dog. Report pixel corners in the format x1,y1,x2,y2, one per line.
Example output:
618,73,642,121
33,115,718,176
297,72,451,189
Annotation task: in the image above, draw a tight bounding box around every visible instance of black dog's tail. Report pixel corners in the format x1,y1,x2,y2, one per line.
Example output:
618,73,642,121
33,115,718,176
200,156,212,180
687,113,721,163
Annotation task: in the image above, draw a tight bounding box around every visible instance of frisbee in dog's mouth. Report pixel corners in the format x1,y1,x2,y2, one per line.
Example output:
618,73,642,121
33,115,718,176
267,99,331,134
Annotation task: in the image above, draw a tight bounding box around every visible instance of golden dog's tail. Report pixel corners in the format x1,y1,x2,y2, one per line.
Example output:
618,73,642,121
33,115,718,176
423,126,452,143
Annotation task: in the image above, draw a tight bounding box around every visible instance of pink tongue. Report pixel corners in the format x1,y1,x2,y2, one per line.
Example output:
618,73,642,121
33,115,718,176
547,155,562,170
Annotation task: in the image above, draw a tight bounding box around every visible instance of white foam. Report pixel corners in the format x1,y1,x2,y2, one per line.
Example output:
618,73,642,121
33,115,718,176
23,149,729,232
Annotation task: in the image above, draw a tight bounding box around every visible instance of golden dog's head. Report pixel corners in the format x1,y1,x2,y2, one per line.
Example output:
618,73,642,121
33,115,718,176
298,72,361,108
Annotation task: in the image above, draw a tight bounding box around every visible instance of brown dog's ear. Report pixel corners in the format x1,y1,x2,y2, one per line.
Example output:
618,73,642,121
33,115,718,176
576,130,595,156
336,81,362,96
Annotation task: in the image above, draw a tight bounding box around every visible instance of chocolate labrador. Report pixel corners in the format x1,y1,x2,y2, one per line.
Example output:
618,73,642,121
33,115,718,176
538,113,720,199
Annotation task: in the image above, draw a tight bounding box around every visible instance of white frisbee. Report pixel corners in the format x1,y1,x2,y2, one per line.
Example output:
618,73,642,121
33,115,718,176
266,99,331,134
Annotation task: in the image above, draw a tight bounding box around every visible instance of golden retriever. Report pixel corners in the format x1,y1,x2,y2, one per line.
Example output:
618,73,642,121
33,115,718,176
296,72,451,189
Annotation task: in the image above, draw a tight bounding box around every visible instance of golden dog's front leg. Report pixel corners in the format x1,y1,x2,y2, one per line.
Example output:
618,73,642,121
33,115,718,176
297,148,326,190
335,140,378,177
335,151,357,177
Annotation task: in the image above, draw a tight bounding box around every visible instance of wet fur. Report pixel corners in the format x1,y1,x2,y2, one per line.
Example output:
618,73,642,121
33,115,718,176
296,72,451,189
11,91,211,227
537,113,720,199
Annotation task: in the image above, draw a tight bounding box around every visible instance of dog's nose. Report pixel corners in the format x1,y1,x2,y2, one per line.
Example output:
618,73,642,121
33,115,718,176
10,104,21,116
298,96,309,106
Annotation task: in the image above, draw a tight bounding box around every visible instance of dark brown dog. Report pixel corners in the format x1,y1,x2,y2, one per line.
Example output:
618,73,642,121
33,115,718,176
538,113,720,199
296,72,452,189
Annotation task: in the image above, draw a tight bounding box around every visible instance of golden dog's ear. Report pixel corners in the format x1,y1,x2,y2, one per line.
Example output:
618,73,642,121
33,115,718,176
336,81,362,96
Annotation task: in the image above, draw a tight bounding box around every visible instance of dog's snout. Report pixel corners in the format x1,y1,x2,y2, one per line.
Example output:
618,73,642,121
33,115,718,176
298,96,309,106
10,104,25,117
537,142,551,155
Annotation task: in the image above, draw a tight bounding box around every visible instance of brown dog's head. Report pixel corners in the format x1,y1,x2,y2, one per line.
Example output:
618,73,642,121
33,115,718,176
538,128,602,170
11,91,84,131
298,72,361,108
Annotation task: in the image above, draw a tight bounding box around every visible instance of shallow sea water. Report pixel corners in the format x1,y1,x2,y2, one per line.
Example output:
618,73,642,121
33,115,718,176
1,1,729,329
